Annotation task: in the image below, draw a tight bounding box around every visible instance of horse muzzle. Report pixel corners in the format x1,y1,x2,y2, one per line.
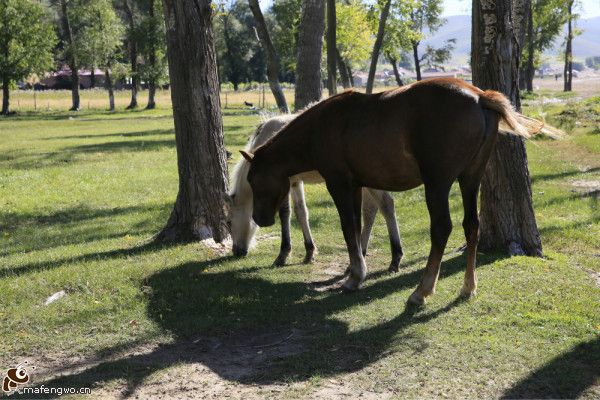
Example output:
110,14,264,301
232,244,248,257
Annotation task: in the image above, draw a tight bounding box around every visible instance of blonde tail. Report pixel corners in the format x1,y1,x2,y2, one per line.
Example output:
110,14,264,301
480,90,530,138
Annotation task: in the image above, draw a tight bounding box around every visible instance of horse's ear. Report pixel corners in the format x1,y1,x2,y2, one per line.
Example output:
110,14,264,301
240,150,254,162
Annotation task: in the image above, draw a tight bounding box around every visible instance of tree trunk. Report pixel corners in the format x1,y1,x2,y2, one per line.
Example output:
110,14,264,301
513,0,530,92
347,65,354,86
91,68,96,88
336,48,351,88
124,0,139,109
389,57,404,86
294,0,325,110
146,0,157,110
248,0,289,113
471,0,542,257
525,7,534,92
60,0,80,111
412,42,422,81
158,0,229,243
366,0,391,94
2,76,10,115
105,68,115,111
563,1,573,92
326,0,336,96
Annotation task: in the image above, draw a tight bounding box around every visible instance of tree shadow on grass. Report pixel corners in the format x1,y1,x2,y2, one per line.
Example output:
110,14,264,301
19,252,503,398
501,337,600,399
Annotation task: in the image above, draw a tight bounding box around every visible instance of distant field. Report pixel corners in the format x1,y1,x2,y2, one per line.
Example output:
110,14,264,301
0,89,598,398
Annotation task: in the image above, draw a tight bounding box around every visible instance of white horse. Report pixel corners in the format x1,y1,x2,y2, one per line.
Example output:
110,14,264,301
229,114,404,270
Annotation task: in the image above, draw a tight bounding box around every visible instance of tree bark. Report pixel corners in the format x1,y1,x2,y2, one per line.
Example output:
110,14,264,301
2,76,10,115
157,0,229,243
60,0,80,111
366,0,391,94
347,65,354,86
248,0,289,113
412,42,422,81
471,0,542,257
389,57,403,86
336,48,351,88
563,0,573,92
124,0,139,109
326,0,336,96
294,0,325,110
513,0,530,91
105,68,115,111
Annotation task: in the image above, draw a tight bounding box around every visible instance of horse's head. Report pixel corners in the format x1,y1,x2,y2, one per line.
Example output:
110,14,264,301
228,187,257,257
242,150,289,227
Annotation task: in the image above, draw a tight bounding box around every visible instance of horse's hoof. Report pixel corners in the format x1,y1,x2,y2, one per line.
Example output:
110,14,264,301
272,255,288,266
302,254,315,264
408,290,426,306
388,263,399,273
459,285,477,299
341,277,361,292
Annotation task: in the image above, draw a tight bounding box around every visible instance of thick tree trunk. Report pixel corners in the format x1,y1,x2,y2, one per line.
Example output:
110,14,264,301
60,0,80,111
563,1,573,92
525,7,534,92
389,57,404,86
347,65,354,86
248,0,289,113
472,0,542,256
366,0,391,94
294,0,325,110
412,42,422,81
2,76,9,115
105,68,115,111
124,0,139,109
158,0,229,243
336,48,351,88
326,0,336,96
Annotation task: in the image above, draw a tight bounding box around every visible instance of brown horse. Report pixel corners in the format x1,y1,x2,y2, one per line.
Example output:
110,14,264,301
241,78,531,305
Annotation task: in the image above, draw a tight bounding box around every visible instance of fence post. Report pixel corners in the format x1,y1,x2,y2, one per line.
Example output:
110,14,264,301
34,91,37,111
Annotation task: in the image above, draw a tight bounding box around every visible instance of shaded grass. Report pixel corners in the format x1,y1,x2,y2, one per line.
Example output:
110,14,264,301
0,98,599,398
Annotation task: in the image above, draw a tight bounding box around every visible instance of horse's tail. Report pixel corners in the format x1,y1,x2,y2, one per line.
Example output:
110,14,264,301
480,90,531,138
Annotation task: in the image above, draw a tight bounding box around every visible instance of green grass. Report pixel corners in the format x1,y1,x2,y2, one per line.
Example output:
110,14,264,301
0,95,599,398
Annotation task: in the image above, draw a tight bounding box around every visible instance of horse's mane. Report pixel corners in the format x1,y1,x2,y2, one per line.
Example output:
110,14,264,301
254,90,360,154
229,113,296,195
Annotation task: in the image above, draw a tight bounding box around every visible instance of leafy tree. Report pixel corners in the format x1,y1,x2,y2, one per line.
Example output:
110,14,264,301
407,0,444,81
117,0,142,109
336,0,373,85
269,0,301,82
420,38,455,70
74,0,124,108
366,0,392,93
136,0,167,109
215,0,265,90
522,0,570,91
0,0,56,115
380,0,419,85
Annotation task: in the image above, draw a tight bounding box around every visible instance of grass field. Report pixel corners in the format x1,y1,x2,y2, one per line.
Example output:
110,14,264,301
0,89,598,398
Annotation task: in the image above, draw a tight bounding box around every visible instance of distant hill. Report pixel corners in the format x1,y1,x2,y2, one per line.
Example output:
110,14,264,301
423,15,600,65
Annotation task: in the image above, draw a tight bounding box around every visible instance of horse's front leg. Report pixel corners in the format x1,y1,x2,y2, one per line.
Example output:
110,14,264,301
327,181,366,291
291,181,317,264
273,194,292,266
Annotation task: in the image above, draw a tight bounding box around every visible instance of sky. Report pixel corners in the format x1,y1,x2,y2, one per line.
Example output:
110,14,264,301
259,0,600,19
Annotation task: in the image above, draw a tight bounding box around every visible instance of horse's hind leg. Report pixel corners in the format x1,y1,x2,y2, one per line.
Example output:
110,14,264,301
360,189,378,257
366,189,403,272
273,194,292,266
458,174,481,298
409,184,452,305
291,181,317,263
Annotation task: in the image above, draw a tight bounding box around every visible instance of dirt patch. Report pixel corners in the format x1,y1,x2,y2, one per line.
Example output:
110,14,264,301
14,327,333,399
570,180,600,196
